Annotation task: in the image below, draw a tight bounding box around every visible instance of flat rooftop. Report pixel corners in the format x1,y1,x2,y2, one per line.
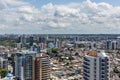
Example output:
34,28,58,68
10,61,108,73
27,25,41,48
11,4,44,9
87,51,97,57
87,50,107,57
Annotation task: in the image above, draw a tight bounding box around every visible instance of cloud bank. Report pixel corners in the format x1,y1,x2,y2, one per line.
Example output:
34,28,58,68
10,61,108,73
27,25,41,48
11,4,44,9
0,0,120,34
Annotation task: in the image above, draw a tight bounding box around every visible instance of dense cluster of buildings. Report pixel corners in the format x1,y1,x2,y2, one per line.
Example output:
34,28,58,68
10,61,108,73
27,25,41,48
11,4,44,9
0,34,120,80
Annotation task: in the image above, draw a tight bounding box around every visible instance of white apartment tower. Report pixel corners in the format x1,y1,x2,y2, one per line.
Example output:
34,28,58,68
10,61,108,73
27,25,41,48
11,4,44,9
83,50,110,80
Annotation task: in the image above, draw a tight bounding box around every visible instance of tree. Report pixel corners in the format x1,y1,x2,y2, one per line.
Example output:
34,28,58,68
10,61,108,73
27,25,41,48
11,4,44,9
78,44,85,48
75,52,79,56
113,67,119,73
66,62,69,66
51,48,59,53
69,56,74,61
0,69,7,78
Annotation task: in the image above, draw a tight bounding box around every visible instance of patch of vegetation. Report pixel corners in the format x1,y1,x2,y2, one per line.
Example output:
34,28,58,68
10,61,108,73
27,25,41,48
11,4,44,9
0,68,7,78
113,67,120,73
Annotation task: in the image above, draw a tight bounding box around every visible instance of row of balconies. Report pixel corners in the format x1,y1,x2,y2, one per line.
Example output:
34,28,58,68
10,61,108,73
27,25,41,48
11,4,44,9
83,72,90,77
83,69,90,73
83,65,90,70
84,57,90,62
83,77,89,80
83,61,90,66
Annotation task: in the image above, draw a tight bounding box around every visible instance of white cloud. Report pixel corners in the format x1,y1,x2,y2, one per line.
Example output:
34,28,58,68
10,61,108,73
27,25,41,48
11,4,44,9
47,21,70,28
42,3,55,10
0,0,8,10
2,0,29,7
0,24,8,29
55,5,80,17
0,0,120,34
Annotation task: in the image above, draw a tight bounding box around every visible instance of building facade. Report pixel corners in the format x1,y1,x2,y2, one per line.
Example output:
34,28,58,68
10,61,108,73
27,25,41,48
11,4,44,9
83,51,110,80
12,51,37,80
34,54,50,80
12,51,50,80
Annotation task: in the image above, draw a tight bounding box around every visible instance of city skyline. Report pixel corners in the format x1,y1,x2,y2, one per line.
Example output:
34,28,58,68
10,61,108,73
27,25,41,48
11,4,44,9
0,0,120,34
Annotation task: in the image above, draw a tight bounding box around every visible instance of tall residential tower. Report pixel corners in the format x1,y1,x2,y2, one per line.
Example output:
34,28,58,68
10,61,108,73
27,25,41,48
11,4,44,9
83,50,110,80
34,54,50,80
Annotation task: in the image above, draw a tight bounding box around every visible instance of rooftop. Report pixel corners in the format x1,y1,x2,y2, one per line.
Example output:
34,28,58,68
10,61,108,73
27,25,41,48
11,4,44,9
87,50,107,57
16,50,37,54
36,53,49,58
87,51,97,57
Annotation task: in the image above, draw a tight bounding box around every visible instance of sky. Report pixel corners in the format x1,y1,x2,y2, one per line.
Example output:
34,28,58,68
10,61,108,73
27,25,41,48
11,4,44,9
0,0,120,34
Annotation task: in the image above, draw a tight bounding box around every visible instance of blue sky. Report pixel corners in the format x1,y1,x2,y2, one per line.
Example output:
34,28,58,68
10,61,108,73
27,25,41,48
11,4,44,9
23,0,120,7
23,0,84,7
0,0,120,34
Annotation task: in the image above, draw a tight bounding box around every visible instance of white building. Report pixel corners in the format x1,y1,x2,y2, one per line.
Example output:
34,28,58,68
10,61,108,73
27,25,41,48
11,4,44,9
104,40,118,50
0,57,8,70
83,50,110,80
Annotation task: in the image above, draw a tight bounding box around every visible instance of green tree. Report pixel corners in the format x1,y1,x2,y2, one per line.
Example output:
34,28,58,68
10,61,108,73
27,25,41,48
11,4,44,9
78,44,85,48
51,48,59,53
0,69,7,78
113,67,119,73
75,52,79,56
69,56,74,61
66,62,70,66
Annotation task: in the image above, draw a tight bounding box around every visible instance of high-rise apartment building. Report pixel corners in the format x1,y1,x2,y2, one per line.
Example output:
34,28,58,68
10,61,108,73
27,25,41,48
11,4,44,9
12,51,37,80
39,37,46,50
104,40,118,50
12,50,50,80
18,36,26,45
29,37,34,47
105,40,111,50
24,53,36,80
12,52,23,80
83,50,110,80
34,54,50,80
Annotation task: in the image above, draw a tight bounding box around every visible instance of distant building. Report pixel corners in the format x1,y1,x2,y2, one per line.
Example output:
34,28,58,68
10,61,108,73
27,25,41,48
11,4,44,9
111,41,118,50
29,37,34,47
54,38,62,48
83,50,110,80
0,53,8,59
104,40,118,50
17,43,23,50
0,57,8,70
0,53,8,70
39,37,46,50
39,37,46,43
30,43,40,53
48,42,54,48
105,40,111,49
74,36,80,42
91,42,97,50
18,36,26,45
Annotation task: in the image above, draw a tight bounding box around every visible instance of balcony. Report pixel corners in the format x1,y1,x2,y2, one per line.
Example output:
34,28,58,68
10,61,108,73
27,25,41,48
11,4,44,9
101,59,105,62
101,72,105,74
101,75,105,79
83,77,89,80
84,57,90,62
83,65,90,70
83,69,90,73
83,62,90,66
83,72,90,77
